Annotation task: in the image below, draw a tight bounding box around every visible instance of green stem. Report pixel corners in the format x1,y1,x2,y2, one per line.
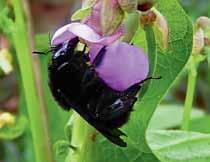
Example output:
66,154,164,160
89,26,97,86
0,0,6,10
65,112,95,162
181,56,197,130
144,24,157,76
132,24,157,152
12,0,53,162
122,11,139,43
139,24,157,98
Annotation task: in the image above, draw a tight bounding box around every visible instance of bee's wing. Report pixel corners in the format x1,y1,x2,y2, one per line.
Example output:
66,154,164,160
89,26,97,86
74,105,127,147
97,127,127,147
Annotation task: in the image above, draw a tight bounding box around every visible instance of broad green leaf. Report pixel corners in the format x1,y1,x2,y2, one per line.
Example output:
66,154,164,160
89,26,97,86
189,116,210,133
75,133,160,162
64,113,75,142
0,0,6,10
148,105,204,130
54,140,70,162
64,115,159,162
0,7,14,35
71,7,92,21
147,130,210,162
0,115,27,140
124,0,193,152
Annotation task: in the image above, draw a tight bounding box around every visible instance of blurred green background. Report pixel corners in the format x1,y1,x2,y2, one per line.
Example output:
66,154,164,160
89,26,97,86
0,0,210,162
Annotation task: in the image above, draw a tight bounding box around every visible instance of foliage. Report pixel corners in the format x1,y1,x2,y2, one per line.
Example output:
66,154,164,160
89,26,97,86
0,0,210,162
0,115,27,140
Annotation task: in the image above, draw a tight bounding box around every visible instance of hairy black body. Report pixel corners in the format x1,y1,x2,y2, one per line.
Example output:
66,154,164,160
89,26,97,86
48,38,141,147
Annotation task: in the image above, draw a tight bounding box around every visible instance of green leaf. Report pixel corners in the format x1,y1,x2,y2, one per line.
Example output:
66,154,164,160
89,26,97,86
71,7,92,21
148,105,205,130
189,116,210,133
147,130,210,162
0,7,14,35
64,114,75,142
0,0,6,10
124,0,193,152
54,140,70,162
0,115,27,140
77,133,160,162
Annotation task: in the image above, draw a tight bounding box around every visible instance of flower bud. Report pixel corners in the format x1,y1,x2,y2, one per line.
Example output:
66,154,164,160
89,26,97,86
192,28,205,54
196,16,210,30
122,11,139,42
137,0,155,12
0,48,13,75
153,9,169,49
101,0,124,35
140,10,156,25
117,0,137,12
82,0,98,8
0,112,15,129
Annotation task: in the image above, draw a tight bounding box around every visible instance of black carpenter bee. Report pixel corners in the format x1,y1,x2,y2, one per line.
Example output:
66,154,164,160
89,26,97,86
35,37,153,147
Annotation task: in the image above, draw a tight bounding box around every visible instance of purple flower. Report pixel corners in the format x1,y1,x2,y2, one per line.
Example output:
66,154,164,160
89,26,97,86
92,41,149,91
51,0,149,91
51,22,149,91
51,22,124,46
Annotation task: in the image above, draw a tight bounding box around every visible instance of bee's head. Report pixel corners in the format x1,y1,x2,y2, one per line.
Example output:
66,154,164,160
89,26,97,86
33,37,79,63
52,37,79,61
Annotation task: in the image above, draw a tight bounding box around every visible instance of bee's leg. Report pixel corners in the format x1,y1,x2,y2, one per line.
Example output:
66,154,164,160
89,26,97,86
98,96,137,122
123,84,141,96
93,92,107,118
94,84,140,122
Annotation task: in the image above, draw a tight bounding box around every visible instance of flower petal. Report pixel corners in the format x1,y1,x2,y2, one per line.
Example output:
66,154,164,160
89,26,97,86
51,22,124,46
82,0,103,35
89,44,104,63
94,41,149,91
89,24,125,62
51,23,101,45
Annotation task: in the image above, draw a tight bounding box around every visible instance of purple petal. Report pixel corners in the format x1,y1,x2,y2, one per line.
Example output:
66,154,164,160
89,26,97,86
51,22,124,46
51,23,100,45
89,44,104,63
82,0,103,35
51,24,76,45
88,25,125,62
93,41,149,91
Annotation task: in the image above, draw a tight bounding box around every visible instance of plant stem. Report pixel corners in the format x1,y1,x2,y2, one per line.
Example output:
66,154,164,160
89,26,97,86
65,112,95,162
139,24,157,98
181,56,197,130
12,0,54,162
144,24,157,76
122,11,139,43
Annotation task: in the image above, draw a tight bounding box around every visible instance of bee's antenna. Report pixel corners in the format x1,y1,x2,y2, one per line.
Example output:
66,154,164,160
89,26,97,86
33,51,48,55
33,48,54,55
140,76,162,84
